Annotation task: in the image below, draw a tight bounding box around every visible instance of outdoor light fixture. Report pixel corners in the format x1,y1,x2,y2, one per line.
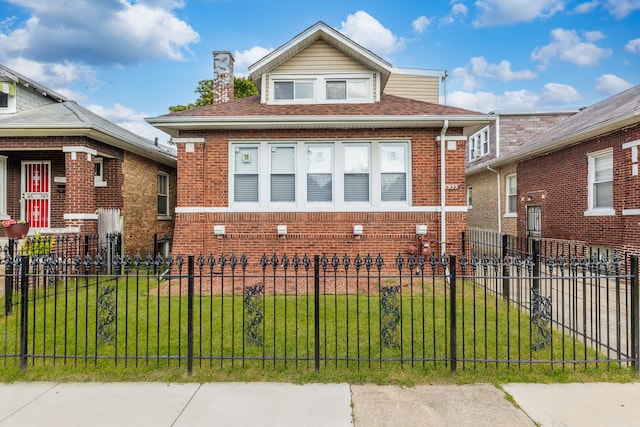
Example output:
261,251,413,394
416,224,428,235
277,225,287,236
213,225,225,237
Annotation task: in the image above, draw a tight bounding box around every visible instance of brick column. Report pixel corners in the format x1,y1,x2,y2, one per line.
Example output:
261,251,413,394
62,146,97,233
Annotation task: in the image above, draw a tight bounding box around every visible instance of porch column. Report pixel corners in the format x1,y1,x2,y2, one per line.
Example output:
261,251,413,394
62,146,97,233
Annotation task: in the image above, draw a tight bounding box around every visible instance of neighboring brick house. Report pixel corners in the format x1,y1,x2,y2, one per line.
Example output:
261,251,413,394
147,22,491,261
477,84,640,255
465,110,576,235
0,64,177,254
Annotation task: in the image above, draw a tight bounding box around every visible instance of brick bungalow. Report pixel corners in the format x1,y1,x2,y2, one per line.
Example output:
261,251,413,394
0,64,177,254
147,22,492,261
476,84,640,256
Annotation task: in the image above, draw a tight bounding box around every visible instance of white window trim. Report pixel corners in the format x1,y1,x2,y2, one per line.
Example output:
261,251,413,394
585,148,615,217
468,125,490,162
466,185,472,209
504,174,517,217
94,157,107,187
268,73,373,105
157,172,171,219
229,139,411,210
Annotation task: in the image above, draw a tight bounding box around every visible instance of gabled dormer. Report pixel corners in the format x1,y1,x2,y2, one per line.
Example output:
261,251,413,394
249,22,392,105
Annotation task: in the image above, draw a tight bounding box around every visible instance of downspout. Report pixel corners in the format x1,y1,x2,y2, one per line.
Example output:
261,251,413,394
487,166,501,233
440,119,449,255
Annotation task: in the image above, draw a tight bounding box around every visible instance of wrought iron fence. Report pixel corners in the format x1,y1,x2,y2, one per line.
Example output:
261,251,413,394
1,249,638,375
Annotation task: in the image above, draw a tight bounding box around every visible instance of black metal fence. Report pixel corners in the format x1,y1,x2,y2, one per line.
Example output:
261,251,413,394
2,247,638,375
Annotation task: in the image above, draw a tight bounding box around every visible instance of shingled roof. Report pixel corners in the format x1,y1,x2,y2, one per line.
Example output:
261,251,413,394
148,94,492,136
0,101,176,166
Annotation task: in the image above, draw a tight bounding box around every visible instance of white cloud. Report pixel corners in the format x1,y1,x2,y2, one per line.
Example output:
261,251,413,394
88,102,171,143
448,83,581,112
594,74,633,95
412,16,433,34
234,46,274,76
531,28,612,69
448,89,538,112
573,1,600,14
452,2,469,15
338,11,406,57
604,0,640,18
539,83,581,104
452,56,537,90
626,38,640,54
439,2,468,27
0,0,199,65
473,0,564,27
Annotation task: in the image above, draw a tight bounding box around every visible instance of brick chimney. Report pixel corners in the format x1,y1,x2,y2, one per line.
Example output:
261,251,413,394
213,51,234,104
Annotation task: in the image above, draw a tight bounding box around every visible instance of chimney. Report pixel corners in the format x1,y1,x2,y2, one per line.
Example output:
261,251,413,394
213,51,234,104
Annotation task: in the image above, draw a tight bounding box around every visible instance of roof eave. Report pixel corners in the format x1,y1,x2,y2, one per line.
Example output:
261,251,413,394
0,125,177,166
146,115,494,136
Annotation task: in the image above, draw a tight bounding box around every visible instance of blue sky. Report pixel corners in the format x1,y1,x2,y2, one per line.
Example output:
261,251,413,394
1,0,639,143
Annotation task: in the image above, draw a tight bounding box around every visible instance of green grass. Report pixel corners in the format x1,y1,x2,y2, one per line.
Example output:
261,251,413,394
0,273,636,385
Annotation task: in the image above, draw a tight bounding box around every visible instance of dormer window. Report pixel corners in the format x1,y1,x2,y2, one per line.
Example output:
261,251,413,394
326,80,368,101
274,80,314,100
0,82,16,113
269,74,373,104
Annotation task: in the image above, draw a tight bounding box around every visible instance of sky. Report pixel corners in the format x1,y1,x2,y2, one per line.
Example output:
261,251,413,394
0,0,639,144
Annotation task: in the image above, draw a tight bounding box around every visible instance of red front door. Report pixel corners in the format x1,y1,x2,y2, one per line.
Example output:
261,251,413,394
21,161,50,229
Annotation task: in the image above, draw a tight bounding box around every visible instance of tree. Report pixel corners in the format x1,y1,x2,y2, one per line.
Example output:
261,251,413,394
169,77,258,112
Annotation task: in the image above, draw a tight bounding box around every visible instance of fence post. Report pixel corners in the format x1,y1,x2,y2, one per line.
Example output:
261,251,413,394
631,254,639,375
187,255,194,376
449,254,457,372
314,254,320,372
461,231,466,258
502,234,510,300
5,239,15,315
532,239,541,291
19,255,29,371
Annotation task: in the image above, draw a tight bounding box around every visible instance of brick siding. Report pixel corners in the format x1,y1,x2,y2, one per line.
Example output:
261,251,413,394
517,123,640,255
172,127,467,260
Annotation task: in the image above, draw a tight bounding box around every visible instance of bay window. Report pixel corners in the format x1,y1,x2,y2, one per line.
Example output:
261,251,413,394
230,140,410,208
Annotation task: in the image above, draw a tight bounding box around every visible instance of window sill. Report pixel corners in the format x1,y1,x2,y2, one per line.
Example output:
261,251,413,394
94,181,107,188
503,213,517,218
584,208,615,217
157,215,173,221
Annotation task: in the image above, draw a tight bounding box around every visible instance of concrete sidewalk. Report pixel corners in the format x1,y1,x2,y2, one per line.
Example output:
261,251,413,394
0,381,638,426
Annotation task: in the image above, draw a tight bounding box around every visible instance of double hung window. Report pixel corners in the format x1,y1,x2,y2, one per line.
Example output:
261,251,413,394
157,172,169,217
230,140,410,208
586,149,614,215
505,174,517,215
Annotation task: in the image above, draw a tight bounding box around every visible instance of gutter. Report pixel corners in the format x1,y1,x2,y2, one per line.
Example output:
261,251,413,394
440,119,449,255
487,166,501,233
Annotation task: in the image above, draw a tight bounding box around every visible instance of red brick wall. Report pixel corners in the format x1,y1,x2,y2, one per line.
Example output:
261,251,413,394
171,127,467,261
517,123,640,255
